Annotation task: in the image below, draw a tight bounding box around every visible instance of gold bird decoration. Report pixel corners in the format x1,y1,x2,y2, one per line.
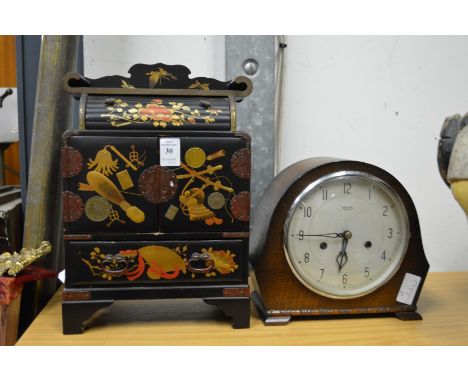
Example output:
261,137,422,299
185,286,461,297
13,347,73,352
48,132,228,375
188,80,210,91
146,68,177,88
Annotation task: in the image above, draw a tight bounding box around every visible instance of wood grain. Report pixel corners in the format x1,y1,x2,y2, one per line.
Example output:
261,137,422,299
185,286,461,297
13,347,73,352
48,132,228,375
0,36,16,87
253,160,429,315
1,293,21,345
16,272,468,345
0,35,20,185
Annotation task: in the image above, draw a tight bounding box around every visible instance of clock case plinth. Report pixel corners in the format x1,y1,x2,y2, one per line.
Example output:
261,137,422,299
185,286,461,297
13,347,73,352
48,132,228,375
250,158,429,324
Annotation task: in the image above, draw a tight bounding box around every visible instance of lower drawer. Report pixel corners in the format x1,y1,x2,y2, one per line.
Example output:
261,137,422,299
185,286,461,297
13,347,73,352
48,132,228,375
65,239,246,287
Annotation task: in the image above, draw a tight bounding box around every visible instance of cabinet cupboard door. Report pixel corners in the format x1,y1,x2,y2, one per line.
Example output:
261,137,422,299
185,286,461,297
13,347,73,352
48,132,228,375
62,136,159,234
158,136,251,233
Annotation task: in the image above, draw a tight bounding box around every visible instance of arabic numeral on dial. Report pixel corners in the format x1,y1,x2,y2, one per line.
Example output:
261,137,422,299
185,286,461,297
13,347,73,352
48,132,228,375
344,183,352,194
382,205,388,216
303,206,312,217
342,273,348,284
387,228,393,238
369,186,375,200
381,251,386,260
320,268,325,279
304,253,310,263
298,230,304,240
364,267,370,278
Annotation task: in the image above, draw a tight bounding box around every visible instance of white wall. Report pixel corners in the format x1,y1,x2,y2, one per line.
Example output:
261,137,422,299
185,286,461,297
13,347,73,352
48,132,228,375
280,36,468,271
83,35,225,79
83,35,468,272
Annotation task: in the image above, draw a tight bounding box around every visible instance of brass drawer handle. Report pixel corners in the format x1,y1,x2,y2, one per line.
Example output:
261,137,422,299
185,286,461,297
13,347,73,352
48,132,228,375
187,252,214,274
101,254,129,277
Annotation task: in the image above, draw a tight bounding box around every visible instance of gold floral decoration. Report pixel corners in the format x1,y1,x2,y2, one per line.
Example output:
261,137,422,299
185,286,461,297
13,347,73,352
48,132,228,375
81,247,138,281
101,98,222,128
202,247,237,277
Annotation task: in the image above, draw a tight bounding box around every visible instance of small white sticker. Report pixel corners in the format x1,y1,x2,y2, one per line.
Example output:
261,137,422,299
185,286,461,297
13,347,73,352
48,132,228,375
396,273,421,305
160,138,180,167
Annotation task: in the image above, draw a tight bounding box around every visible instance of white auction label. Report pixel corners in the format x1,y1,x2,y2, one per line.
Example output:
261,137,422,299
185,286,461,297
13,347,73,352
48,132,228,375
396,273,421,305
160,138,180,166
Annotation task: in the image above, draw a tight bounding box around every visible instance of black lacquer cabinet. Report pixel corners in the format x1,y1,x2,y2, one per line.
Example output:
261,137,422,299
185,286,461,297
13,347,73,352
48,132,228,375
61,63,252,333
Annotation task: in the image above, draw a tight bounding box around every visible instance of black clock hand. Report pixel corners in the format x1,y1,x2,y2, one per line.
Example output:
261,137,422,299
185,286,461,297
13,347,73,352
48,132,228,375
294,232,344,239
336,231,352,273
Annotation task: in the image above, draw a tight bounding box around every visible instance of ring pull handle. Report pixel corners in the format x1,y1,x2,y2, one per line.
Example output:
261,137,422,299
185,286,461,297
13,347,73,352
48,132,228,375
101,254,129,277
187,252,214,274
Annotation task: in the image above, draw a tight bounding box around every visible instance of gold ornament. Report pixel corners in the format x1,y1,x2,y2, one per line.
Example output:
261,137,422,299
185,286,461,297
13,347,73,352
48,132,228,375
138,245,186,280
176,164,223,180
179,186,223,225
87,147,119,176
107,205,126,227
107,145,137,171
129,145,146,169
116,169,134,190
164,205,179,221
205,248,237,275
87,171,145,224
84,196,111,222
206,149,226,161
185,147,206,169
179,162,234,193
0,241,52,276
146,68,178,88
207,192,226,210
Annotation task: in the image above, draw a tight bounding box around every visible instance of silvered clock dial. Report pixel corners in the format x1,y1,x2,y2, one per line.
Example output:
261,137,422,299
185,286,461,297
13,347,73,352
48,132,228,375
283,171,410,299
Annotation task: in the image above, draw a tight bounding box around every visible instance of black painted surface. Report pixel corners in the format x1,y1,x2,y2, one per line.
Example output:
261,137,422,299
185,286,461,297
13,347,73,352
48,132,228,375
63,131,250,234
63,135,159,234
85,96,231,131
65,239,244,287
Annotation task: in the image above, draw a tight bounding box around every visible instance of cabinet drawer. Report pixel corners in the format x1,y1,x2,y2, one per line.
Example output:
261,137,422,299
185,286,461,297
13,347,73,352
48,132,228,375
65,239,247,287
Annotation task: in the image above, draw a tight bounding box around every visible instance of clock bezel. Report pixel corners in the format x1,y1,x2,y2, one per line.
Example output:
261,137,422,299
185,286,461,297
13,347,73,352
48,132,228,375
283,170,411,300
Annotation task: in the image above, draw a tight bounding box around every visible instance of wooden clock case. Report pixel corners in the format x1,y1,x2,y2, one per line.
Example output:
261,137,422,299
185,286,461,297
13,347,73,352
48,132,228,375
250,158,430,325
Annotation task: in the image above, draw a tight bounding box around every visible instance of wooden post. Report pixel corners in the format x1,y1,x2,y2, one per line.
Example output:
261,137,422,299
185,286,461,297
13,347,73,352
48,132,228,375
0,292,21,345
0,277,23,345
22,35,79,318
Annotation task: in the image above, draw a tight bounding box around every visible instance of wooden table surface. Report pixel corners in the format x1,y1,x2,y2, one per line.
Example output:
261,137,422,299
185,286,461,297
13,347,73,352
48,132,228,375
16,272,468,345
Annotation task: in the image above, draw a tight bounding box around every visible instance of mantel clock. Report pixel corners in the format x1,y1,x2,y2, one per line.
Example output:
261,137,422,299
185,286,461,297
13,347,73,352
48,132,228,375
250,158,429,325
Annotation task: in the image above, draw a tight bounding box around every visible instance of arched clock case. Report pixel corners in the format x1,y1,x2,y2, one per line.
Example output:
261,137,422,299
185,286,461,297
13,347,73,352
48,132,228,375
250,158,429,325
